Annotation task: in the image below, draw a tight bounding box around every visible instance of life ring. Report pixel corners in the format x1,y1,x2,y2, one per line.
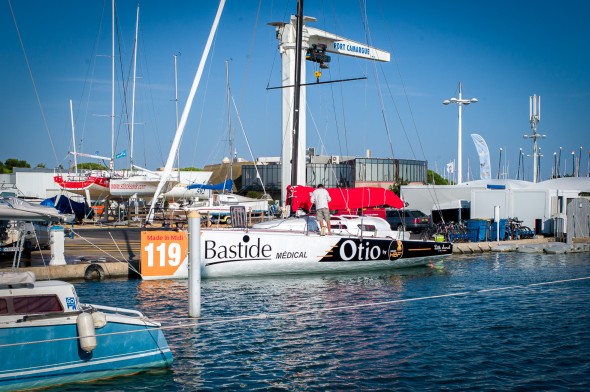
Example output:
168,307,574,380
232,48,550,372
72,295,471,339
84,264,105,281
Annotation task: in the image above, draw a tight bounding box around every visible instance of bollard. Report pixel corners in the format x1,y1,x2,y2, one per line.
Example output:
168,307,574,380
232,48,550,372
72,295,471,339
188,211,201,317
49,226,66,266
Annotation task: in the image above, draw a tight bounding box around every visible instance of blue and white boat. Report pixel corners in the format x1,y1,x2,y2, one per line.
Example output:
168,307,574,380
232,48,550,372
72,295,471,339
0,271,173,390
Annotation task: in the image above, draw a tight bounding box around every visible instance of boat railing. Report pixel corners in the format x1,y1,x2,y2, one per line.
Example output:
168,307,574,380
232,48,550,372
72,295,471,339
86,304,145,318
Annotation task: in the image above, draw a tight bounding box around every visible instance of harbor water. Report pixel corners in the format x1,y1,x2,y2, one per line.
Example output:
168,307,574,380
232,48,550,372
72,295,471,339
52,252,589,391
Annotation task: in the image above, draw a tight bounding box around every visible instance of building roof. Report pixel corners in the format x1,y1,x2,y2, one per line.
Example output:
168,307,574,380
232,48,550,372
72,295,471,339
527,177,590,191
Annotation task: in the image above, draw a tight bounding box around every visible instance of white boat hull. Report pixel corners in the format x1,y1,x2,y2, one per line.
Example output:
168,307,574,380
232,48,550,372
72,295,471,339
110,178,178,197
200,230,450,278
142,228,452,280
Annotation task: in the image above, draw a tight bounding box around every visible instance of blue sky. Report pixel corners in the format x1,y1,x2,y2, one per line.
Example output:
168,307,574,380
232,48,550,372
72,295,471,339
1,0,589,182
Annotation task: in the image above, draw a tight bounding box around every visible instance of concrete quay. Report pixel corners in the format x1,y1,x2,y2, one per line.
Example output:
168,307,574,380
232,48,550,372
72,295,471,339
0,226,150,281
452,237,551,254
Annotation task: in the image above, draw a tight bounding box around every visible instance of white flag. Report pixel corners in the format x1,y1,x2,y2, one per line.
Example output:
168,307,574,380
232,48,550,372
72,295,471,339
446,161,455,174
471,134,492,180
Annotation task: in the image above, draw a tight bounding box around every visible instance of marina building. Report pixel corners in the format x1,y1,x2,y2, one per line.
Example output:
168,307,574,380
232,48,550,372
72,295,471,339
241,155,428,200
401,177,590,240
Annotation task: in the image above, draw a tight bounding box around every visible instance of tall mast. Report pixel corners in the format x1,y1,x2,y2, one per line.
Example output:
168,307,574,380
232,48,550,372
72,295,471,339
173,52,180,177
226,60,233,189
290,0,304,188
70,99,77,175
147,0,226,222
130,3,139,170
110,0,115,171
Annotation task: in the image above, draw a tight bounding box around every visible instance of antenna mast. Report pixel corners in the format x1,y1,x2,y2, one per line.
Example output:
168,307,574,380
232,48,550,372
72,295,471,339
523,94,546,183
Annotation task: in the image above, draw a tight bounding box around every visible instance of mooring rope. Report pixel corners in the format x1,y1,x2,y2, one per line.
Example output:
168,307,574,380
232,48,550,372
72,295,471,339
1,275,588,349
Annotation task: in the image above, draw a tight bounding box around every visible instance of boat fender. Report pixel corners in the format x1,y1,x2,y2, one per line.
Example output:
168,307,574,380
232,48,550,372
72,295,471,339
84,264,105,281
92,311,107,328
77,312,97,352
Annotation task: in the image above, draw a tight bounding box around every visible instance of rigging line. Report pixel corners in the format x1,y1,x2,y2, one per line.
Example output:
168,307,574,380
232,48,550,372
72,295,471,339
141,275,590,328
238,0,263,107
307,107,328,158
323,2,347,157
357,0,395,160
3,275,588,349
69,230,141,277
77,0,107,157
374,4,446,215
266,77,368,90
114,10,131,164
231,94,267,196
7,0,59,167
107,231,142,276
190,35,219,169
327,66,344,156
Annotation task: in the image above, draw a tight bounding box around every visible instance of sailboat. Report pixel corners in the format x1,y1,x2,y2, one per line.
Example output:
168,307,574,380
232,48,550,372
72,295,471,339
54,2,178,202
143,0,452,280
109,4,179,199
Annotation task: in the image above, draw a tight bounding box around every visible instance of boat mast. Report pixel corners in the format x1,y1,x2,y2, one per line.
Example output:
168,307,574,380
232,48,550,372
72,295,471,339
130,3,139,171
69,99,77,175
174,52,180,179
110,0,115,171
226,60,233,190
146,0,226,222
290,0,304,189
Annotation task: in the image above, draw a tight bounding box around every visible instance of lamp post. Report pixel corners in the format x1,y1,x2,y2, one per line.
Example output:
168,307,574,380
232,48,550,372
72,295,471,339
443,82,478,184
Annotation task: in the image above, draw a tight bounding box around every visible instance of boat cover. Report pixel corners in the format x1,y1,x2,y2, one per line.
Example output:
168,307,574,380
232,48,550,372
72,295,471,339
41,195,94,221
287,185,404,213
0,271,35,288
187,179,233,191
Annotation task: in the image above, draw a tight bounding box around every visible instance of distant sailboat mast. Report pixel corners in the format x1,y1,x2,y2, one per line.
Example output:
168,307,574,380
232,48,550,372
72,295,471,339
226,60,233,190
69,99,77,175
110,0,115,171
129,3,139,170
147,0,226,222
173,52,180,179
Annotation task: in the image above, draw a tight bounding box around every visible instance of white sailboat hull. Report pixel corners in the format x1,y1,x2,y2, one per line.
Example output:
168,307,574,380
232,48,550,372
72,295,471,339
142,226,452,280
200,229,450,278
110,177,178,197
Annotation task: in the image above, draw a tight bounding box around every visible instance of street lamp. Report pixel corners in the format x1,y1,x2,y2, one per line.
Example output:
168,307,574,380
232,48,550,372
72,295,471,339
443,82,478,184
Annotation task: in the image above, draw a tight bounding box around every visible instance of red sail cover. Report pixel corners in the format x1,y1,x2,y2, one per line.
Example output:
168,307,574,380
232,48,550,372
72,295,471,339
287,185,404,213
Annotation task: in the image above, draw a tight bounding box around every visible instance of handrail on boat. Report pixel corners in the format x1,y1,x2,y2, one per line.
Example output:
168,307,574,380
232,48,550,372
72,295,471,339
87,304,145,318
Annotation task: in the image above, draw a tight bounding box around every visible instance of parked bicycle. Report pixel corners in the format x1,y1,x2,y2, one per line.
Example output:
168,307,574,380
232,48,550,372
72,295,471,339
505,217,534,240
420,220,469,242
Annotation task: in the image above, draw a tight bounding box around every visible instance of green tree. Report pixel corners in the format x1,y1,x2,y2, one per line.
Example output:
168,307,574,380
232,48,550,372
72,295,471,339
389,179,409,196
426,170,448,185
180,167,202,171
35,163,46,168
4,158,30,172
76,162,108,171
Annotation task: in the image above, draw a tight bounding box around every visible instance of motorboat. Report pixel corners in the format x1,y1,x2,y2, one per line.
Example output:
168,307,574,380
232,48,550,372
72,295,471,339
0,271,173,390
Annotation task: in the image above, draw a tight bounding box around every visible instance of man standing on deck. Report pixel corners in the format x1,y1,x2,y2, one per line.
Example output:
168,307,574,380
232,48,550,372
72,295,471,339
310,184,332,236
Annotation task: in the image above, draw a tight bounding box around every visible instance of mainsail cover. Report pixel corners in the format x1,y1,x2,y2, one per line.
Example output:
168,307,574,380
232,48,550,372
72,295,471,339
187,179,233,191
471,133,492,180
287,185,404,213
